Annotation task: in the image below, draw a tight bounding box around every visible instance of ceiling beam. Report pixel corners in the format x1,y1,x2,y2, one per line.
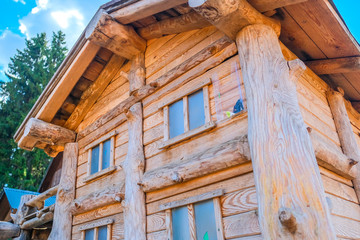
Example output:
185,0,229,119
86,9,146,60
248,0,307,13
306,56,360,75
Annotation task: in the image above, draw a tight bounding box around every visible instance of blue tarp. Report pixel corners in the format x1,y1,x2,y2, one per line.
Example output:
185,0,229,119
3,187,56,209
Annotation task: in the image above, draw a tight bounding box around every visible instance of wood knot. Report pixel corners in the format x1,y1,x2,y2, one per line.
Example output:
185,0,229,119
349,158,358,166
171,172,183,183
149,82,158,88
306,127,312,133
279,207,297,234
114,196,122,202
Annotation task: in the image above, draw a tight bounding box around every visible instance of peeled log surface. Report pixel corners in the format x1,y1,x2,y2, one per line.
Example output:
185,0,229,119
327,89,360,202
26,185,58,210
19,118,75,151
71,184,125,215
141,134,251,192
86,9,146,59
21,212,53,230
48,143,78,240
129,53,145,95
123,103,146,240
236,24,336,239
189,0,281,40
0,222,20,240
137,11,211,39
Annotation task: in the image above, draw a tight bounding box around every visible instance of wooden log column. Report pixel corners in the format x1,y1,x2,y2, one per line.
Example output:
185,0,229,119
48,143,78,240
12,194,35,240
236,24,336,239
122,102,146,240
327,89,360,201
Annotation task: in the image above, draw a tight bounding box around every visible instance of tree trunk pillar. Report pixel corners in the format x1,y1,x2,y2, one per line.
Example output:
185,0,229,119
235,24,336,239
48,142,78,240
327,89,360,201
123,102,146,240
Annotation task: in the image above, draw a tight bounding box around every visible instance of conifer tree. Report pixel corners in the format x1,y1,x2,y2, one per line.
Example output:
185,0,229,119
0,31,67,191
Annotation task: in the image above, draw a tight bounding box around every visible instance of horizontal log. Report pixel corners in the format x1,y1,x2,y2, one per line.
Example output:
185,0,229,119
18,118,76,151
306,56,360,75
21,212,54,230
141,127,356,192
70,184,125,215
86,9,146,59
0,222,20,240
189,0,281,40
137,11,211,39
26,185,58,209
141,134,251,192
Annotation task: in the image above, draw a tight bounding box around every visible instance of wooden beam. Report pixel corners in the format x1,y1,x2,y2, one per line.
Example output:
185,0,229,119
64,54,125,130
189,0,281,40
236,24,335,238
18,118,76,151
21,212,54,230
123,103,146,240
248,0,307,13
110,0,188,24
26,185,58,210
12,194,35,240
48,143,78,240
327,89,360,202
70,184,124,215
141,135,251,192
137,11,211,40
0,222,20,240
306,57,360,75
86,9,146,60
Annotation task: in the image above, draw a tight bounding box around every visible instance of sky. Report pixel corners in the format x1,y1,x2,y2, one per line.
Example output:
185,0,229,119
0,0,358,83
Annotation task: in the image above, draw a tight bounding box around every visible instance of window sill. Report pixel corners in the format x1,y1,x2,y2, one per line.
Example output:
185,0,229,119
83,165,117,183
159,121,216,149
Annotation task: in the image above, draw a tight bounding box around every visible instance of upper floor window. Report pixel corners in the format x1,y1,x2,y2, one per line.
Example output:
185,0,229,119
80,219,113,240
84,130,117,183
159,79,215,149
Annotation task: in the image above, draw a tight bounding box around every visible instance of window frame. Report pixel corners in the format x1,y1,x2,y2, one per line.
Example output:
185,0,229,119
83,130,118,183
160,189,225,240
158,78,215,149
80,219,113,240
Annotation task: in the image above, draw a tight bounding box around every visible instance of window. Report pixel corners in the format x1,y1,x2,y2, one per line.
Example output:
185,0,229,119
83,130,118,183
161,189,224,240
80,219,113,240
159,79,215,149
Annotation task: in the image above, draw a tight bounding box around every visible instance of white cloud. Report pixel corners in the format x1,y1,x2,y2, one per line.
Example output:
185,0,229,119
51,10,84,29
18,21,29,38
13,0,26,4
31,0,48,14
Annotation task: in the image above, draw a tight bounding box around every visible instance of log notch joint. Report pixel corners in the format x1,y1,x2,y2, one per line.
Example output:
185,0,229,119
86,9,146,60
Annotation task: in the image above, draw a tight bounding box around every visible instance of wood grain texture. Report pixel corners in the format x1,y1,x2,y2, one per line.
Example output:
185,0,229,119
236,24,335,239
147,212,166,233
129,53,145,95
222,211,260,239
123,103,146,240
189,0,281,40
306,57,360,75
221,187,257,217
0,222,20,239
48,143,78,240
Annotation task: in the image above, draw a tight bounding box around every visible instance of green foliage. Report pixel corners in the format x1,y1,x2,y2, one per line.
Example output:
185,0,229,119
0,31,67,191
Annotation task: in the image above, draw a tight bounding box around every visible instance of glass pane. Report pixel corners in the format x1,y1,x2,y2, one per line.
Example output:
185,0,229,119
169,99,184,139
91,145,100,174
102,139,111,170
98,225,108,240
188,89,205,130
85,228,94,240
172,206,190,240
194,199,217,240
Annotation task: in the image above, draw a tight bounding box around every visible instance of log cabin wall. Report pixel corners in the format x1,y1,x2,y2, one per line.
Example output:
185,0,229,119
67,26,359,239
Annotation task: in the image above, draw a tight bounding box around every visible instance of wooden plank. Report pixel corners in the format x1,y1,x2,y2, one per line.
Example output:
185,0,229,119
222,211,260,239
332,215,360,239
221,187,258,217
322,174,359,204
147,230,167,240
147,212,166,233
249,0,307,12
213,197,225,240
64,55,125,130
306,57,360,75
319,167,353,187
188,204,196,240
166,209,172,240
327,194,360,222
35,41,100,123
72,203,123,226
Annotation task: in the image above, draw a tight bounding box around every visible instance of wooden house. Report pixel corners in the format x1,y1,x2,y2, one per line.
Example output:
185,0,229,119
1,0,360,239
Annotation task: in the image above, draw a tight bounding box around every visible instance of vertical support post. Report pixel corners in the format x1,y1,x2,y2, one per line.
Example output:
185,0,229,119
236,24,336,239
129,53,146,95
13,194,35,240
327,89,360,201
123,102,146,240
48,142,78,240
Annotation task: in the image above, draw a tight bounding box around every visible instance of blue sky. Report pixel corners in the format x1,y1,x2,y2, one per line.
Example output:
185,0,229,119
0,0,358,82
